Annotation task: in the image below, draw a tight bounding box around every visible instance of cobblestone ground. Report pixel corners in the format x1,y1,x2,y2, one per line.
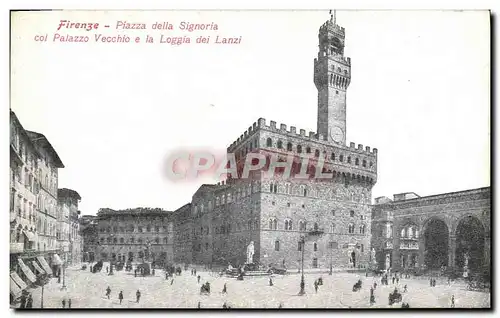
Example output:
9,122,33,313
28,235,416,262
25,263,490,309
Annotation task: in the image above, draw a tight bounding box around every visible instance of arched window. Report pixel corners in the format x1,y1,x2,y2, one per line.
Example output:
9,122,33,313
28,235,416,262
277,140,283,149
287,142,293,151
269,218,273,229
285,219,293,231
306,147,311,154
269,183,273,192
339,154,344,162
331,153,336,161
350,210,355,217
401,228,406,238
314,222,319,231
355,158,359,165
299,220,307,231
347,156,351,164
273,219,278,230
273,184,277,193
348,224,355,234
163,237,168,244
330,224,335,233
130,237,135,243
315,149,320,157
360,225,366,234
107,237,112,243
113,237,117,244
362,160,367,167
146,225,151,232
155,237,160,244
313,242,318,251
297,145,302,153
303,187,307,197
275,240,280,251
266,138,272,147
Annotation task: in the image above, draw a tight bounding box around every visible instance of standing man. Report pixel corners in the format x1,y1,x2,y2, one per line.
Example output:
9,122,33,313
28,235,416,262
451,295,455,308
106,286,111,299
25,294,33,309
118,291,123,305
136,290,141,303
68,299,72,308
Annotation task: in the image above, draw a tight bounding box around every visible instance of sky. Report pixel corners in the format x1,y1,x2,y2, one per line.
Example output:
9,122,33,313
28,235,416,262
10,10,490,215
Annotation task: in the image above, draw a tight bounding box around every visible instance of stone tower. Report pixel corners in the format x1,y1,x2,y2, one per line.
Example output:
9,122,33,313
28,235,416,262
314,12,351,145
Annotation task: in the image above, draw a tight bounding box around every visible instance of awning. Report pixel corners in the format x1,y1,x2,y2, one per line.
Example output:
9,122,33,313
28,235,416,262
10,278,22,298
36,256,52,275
52,254,63,266
32,261,45,275
23,230,36,242
18,258,36,283
10,271,27,290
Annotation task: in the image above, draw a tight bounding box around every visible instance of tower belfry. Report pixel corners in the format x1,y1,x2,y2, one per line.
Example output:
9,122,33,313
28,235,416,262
314,11,351,145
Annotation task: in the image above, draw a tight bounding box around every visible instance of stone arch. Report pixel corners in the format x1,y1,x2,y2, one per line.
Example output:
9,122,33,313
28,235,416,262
422,217,449,270
454,215,485,273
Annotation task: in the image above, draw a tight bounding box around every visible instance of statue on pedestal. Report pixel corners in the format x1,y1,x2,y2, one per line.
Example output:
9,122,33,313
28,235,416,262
246,241,255,264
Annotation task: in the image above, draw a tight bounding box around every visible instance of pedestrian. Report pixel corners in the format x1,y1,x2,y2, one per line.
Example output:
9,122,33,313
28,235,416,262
374,281,377,290
106,286,111,299
171,279,174,285
118,291,123,305
314,280,319,293
430,278,433,287
106,266,109,273
403,284,408,293
25,294,33,309
19,293,27,309
269,277,274,286
62,298,66,308
136,290,141,303
451,295,455,308
222,283,227,294
68,299,72,308
278,303,283,309
194,269,197,276
90,265,92,272
392,276,395,284
152,268,155,276
197,275,201,283
396,277,400,284
134,269,137,277
198,302,201,308
222,302,227,309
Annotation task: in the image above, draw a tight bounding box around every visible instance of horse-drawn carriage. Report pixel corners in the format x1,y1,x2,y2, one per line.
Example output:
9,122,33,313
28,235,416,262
352,279,362,292
92,260,103,273
389,289,402,305
200,282,211,295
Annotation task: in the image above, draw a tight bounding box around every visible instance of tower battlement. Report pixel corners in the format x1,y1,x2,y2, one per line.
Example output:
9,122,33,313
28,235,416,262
319,20,345,36
227,118,378,159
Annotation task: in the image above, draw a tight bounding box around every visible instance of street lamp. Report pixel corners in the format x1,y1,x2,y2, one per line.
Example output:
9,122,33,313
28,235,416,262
61,263,66,290
299,236,306,295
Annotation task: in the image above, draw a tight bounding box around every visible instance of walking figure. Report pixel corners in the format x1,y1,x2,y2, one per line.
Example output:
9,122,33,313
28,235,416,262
269,277,274,286
392,276,395,284
197,275,201,283
136,290,141,303
106,266,109,273
62,298,66,308
171,278,174,285
373,281,377,290
396,277,399,284
106,286,111,299
314,280,319,293
278,303,283,308
451,295,455,308
25,294,33,308
134,269,137,277
198,302,201,308
68,299,72,308
404,284,408,293
222,283,227,294
370,287,375,305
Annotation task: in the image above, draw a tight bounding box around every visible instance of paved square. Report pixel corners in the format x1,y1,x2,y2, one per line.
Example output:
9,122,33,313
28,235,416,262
25,263,490,309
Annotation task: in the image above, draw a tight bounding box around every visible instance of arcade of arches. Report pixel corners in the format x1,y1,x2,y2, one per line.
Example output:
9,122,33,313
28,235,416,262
395,215,488,274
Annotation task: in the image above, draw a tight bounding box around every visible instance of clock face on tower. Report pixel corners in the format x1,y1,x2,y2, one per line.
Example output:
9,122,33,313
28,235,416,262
330,127,344,143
